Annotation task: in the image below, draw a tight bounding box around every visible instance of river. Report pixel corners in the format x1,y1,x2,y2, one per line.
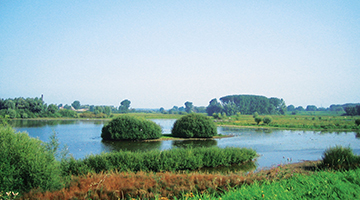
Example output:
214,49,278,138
10,119,360,169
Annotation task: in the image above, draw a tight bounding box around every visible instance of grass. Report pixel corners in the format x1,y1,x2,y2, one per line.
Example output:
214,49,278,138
216,114,360,131
191,168,360,200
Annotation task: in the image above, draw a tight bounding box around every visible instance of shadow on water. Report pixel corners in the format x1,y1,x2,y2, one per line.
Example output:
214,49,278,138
172,139,217,148
101,140,162,152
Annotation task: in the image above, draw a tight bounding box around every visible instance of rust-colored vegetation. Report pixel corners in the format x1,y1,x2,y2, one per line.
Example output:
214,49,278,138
22,161,319,200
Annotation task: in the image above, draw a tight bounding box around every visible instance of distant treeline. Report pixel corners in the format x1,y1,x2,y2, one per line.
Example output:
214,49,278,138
0,97,78,119
287,103,360,116
1,95,359,119
206,95,287,116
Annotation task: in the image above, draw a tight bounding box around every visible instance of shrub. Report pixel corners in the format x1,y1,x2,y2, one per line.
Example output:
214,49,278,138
254,116,262,125
171,113,217,138
101,115,162,140
322,146,359,170
263,116,273,125
0,126,62,193
355,119,360,126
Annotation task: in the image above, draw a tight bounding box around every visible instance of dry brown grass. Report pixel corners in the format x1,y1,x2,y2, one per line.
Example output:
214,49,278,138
22,160,320,200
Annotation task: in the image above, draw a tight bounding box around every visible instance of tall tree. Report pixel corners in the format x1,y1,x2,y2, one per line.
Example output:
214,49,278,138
119,99,131,113
206,98,223,116
185,101,194,113
72,101,81,110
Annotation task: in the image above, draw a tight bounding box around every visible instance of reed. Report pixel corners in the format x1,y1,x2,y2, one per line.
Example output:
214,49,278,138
61,147,257,176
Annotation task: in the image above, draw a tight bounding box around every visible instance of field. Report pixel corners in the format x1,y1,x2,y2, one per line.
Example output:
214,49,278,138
216,113,360,131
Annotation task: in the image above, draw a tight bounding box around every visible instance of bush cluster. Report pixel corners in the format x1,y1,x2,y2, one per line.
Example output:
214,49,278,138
321,146,360,170
172,113,217,138
61,147,257,175
101,115,162,140
0,126,62,193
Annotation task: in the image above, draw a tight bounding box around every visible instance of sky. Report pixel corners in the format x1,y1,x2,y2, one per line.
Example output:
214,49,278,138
1,1,359,109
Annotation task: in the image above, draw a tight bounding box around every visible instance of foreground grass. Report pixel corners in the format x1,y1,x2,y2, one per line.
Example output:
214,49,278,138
192,168,360,200
217,114,360,131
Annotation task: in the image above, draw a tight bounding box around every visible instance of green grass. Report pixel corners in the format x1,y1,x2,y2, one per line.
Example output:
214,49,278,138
188,168,360,200
217,114,360,131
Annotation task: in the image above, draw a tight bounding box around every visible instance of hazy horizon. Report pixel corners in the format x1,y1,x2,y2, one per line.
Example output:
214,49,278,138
1,1,359,109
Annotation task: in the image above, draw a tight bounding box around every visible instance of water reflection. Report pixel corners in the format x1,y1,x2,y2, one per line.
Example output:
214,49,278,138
101,140,162,152
10,119,79,127
9,119,108,128
172,139,217,148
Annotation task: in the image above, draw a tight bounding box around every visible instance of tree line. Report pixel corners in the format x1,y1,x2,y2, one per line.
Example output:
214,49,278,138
206,95,287,116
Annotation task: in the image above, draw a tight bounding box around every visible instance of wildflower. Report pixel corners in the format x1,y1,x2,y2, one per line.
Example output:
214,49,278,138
6,192,11,196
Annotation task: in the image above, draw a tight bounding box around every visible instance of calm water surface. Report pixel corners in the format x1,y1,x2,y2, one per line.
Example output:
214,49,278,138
11,119,360,169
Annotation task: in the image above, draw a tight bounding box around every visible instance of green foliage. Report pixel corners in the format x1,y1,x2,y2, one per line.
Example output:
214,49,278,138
321,146,359,170
192,168,360,200
71,100,81,109
0,126,62,193
219,95,286,115
355,119,360,126
60,146,257,175
254,116,262,125
263,116,273,125
171,113,217,138
101,115,162,140
119,99,131,113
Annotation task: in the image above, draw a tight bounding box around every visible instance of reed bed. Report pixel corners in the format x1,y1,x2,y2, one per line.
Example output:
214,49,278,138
61,147,257,176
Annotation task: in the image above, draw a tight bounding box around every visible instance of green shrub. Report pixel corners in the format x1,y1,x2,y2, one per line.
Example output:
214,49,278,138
101,115,162,140
171,113,217,138
254,116,262,125
0,126,62,193
355,119,360,126
321,146,359,170
263,116,273,125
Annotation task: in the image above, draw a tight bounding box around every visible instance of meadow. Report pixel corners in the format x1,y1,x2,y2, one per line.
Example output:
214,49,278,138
216,113,360,131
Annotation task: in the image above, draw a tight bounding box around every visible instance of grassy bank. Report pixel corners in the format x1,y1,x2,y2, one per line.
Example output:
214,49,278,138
216,114,360,131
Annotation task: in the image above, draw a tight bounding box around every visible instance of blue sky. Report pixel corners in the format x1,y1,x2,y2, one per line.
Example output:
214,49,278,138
1,1,359,109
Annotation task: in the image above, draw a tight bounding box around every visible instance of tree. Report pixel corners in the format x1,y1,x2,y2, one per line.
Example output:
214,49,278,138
119,99,131,113
295,106,305,111
263,116,273,125
345,106,357,116
287,105,295,111
206,98,223,116
306,105,317,111
71,101,81,110
159,107,165,114
47,104,58,114
254,116,262,125
185,101,193,113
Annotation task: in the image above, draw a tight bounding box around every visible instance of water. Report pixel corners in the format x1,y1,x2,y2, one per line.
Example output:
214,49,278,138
10,119,360,169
